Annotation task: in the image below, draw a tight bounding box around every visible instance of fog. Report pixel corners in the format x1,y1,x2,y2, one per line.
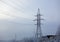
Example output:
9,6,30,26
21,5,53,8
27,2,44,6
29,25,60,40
0,0,60,40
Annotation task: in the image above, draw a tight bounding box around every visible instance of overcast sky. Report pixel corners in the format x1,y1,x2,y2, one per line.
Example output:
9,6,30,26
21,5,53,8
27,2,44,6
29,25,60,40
0,0,60,40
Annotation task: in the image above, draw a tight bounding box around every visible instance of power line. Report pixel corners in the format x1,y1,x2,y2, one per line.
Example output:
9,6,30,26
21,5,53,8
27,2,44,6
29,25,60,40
0,0,35,20
0,0,28,19
9,0,24,10
0,0,32,19
0,0,24,13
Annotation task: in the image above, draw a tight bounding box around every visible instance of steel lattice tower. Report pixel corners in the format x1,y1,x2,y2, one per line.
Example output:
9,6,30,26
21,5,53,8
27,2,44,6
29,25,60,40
34,8,43,42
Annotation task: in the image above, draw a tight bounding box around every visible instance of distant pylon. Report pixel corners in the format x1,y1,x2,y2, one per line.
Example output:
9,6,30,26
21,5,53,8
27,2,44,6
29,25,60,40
34,8,44,42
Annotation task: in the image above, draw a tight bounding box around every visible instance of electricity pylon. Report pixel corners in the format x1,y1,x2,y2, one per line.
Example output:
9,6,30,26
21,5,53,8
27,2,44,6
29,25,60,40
34,8,44,42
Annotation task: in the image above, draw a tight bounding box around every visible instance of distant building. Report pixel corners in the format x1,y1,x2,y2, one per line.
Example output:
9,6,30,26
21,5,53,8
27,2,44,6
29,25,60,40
40,35,60,42
19,35,60,42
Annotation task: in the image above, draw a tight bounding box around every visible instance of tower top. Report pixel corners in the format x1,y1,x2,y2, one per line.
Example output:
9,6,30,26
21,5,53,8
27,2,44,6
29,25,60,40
37,8,40,14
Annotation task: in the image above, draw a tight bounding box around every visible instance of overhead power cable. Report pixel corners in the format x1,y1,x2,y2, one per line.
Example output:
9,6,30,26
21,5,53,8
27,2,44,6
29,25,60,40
0,0,24,13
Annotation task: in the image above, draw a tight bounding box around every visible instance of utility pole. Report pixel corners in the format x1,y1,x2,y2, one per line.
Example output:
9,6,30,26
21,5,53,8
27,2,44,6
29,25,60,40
34,8,44,42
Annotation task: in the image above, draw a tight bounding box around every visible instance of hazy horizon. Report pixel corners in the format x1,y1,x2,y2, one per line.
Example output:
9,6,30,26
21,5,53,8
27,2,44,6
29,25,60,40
0,0,60,40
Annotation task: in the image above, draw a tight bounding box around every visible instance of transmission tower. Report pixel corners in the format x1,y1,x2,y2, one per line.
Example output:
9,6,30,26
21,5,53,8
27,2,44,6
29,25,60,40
34,8,43,42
